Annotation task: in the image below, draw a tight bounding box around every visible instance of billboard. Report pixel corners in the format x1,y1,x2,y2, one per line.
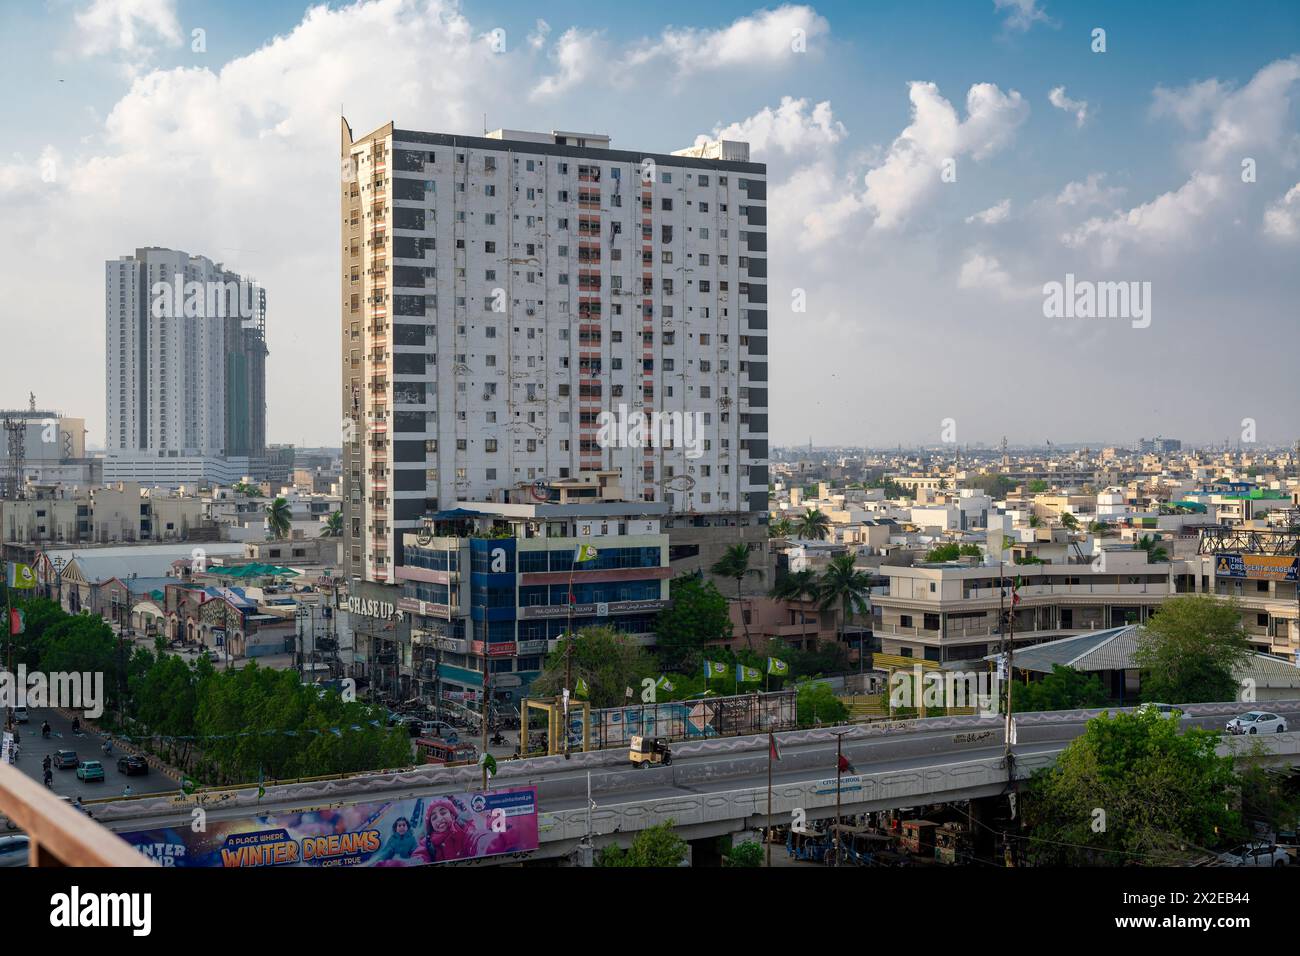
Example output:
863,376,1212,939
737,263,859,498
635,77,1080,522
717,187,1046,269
120,787,538,867
1213,553,1299,581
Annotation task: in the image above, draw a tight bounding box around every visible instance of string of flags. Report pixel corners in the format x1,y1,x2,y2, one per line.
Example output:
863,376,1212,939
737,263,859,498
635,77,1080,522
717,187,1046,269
703,657,789,681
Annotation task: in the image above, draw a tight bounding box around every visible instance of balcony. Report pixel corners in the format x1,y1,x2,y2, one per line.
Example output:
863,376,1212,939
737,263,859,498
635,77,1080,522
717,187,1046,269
0,762,151,867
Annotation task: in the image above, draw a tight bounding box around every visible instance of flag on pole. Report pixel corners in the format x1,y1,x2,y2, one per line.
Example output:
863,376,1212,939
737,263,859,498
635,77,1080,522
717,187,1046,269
574,544,599,563
837,753,855,774
9,608,24,636
703,660,727,679
624,686,634,699
766,657,789,676
5,562,35,589
736,664,762,684
574,676,590,699
1008,717,1018,745
654,675,675,693
1011,576,1022,606
768,732,782,762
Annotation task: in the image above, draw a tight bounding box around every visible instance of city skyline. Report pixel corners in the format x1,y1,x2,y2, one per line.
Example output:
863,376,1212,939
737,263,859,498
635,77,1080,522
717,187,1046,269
1,0,1296,449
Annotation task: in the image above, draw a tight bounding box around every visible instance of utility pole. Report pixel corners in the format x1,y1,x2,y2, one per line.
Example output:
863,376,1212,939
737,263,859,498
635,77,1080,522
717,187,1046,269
831,729,849,867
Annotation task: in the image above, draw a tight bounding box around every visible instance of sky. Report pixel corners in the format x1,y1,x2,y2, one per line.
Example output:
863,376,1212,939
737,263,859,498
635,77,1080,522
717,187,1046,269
1,0,1297,450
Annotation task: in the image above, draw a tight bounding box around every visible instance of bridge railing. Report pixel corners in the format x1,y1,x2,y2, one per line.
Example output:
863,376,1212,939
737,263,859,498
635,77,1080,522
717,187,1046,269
0,761,151,867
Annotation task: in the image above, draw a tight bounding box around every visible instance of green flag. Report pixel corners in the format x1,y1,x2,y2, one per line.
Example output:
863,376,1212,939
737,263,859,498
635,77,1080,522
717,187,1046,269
574,544,599,563
574,676,590,699
5,562,35,589
767,657,789,676
655,675,675,693
736,664,762,683
703,660,727,679
479,752,498,778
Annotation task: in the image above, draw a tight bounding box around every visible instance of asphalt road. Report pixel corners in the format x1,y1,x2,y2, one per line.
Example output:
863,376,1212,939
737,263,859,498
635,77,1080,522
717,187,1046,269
7,707,178,802
102,705,1300,834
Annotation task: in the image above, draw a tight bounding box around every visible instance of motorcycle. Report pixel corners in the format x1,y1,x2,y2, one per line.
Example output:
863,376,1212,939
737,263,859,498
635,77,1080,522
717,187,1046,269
40,722,51,739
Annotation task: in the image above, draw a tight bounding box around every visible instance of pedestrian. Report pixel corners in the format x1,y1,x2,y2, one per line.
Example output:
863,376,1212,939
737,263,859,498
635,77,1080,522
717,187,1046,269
122,784,133,798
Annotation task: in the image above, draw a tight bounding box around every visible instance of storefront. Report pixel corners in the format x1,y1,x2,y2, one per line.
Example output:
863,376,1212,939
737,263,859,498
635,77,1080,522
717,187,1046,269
343,580,410,700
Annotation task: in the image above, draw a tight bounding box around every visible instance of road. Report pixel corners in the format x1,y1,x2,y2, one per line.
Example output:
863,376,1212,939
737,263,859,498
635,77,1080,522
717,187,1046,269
6,707,178,804
96,703,1300,836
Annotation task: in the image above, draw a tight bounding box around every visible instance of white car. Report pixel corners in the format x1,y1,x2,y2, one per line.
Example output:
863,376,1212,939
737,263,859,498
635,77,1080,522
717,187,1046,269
1226,711,1288,735
1216,842,1289,867
13,706,28,724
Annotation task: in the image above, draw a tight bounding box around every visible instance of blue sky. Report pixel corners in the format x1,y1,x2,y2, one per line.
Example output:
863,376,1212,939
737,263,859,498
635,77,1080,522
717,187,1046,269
2,0,1298,448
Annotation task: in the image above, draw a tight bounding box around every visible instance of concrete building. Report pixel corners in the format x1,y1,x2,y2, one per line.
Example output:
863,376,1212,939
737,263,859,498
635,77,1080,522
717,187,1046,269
105,246,267,484
0,403,95,490
340,121,769,586
1,482,208,547
392,497,670,706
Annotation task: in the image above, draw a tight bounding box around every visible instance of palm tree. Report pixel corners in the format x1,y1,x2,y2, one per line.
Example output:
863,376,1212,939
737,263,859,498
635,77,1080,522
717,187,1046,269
818,553,874,666
771,568,820,650
1089,520,1118,538
1059,512,1079,532
712,543,760,650
321,510,343,537
769,516,794,539
795,507,831,541
1136,534,1169,563
266,497,292,540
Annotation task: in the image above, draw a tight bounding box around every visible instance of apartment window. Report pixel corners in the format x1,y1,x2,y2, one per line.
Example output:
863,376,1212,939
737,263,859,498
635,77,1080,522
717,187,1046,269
456,439,467,450
485,184,496,196
662,198,673,211
485,439,498,452
485,241,496,253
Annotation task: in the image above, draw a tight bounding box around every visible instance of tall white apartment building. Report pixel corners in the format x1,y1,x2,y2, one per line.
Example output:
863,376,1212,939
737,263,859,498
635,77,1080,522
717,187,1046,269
341,122,770,583
106,247,268,481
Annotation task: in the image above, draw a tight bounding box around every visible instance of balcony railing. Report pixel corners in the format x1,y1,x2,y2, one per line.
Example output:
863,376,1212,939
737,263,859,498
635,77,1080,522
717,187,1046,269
0,762,151,867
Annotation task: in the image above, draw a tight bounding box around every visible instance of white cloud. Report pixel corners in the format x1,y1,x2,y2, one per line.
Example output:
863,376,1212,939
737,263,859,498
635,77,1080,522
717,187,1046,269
966,198,1010,224
1263,183,1300,239
862,81,1028,229
531,27,603,99
994,0,1052,32
73,0,182,58
702,96,845,157
527,18,551,51
957,252,1030,299
1062,172,1223,264
623,4,829,76
1055,173,1123,207
1152,56,1300,167
1048,86,1089,127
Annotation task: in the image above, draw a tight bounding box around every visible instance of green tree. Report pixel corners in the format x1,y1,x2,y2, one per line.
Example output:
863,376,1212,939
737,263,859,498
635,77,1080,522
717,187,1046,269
1059,512,1080,531
711,543,760,651
795,507,831,541
266,497,292,539
1135,533,1169,563
1012,664,1109,712
597,820,689,867
321,511,343,536
1020,708,1243,865
769,516,794,539
1134,595,1252,704
817,553,873,658
530,626,657,709
971,474,1015,499
925,542,961,562
771,568,820,650
1027,479,1049,493
654,575,732,672
725,840,765,867
796,680,848,727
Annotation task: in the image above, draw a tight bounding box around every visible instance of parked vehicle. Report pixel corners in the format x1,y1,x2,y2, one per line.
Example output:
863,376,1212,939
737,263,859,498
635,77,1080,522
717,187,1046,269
1226,711,1288,735
117,754,149,776
13,706,28,724
53,749,79,769
899,820,940,855
1216,842,1290,866
76,759,105,782
0,834,30,868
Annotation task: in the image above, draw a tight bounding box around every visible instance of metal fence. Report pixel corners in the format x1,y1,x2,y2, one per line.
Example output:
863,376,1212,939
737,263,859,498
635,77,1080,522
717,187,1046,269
567,690,798,750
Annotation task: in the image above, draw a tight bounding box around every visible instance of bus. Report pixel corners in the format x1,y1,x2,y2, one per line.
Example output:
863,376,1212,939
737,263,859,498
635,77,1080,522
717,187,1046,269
415,737,478,766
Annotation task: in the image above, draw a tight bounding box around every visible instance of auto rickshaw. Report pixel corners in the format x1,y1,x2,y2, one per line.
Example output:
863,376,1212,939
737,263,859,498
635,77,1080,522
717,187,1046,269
629,735,672,768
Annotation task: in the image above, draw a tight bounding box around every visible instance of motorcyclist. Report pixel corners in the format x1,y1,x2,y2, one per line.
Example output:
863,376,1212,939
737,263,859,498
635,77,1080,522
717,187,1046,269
71,717,81,735
43,768,53,788
42,754,51,774
40,720,50,738
102,736,114,756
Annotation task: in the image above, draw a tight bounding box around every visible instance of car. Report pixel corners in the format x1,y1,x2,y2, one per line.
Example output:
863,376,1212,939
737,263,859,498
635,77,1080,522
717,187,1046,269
1138,702,1182,720
75,760,105,782
1217,842,1290,866
117,754,149,776
0,835,30,868
13,706,28,724
53,749,78,769
1226,711,1288,734
416,720,455,737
